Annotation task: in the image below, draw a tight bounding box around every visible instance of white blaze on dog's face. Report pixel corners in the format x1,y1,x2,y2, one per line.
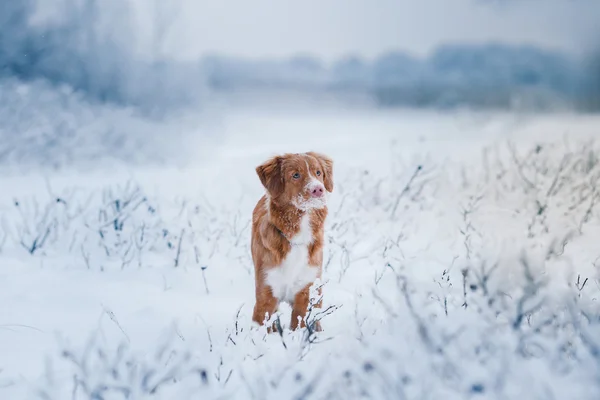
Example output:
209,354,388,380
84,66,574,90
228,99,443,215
255,152,334,210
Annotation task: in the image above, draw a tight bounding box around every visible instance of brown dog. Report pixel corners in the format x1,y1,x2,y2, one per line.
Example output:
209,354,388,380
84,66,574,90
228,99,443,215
251,152,334,331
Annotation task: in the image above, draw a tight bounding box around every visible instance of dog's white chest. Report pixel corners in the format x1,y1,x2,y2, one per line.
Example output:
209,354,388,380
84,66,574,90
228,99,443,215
265,213,318,303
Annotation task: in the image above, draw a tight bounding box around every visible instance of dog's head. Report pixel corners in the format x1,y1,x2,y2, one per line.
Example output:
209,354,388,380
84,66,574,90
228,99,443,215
256,152,333,210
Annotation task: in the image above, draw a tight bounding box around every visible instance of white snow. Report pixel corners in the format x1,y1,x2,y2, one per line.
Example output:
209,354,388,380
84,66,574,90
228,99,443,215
1,105,600,399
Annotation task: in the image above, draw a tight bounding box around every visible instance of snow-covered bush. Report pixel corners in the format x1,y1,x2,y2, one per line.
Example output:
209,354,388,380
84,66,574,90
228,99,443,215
0,78,210,171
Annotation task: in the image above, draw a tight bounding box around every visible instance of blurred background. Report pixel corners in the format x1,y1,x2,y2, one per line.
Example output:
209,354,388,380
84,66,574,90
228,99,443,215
1,0,599,169
3,2,600,398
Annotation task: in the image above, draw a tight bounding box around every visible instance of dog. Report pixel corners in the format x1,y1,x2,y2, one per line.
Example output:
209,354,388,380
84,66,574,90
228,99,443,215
251,151,333,331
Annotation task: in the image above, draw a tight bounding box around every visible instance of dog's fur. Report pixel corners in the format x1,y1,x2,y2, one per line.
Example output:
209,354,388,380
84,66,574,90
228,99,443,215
251,152,333,331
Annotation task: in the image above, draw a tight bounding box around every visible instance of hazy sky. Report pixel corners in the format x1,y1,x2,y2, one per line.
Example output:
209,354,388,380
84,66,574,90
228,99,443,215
135,0,600,61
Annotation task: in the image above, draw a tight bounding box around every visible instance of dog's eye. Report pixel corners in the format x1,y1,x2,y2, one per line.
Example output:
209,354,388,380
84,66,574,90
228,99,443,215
316,170,321,176
292,172,300,179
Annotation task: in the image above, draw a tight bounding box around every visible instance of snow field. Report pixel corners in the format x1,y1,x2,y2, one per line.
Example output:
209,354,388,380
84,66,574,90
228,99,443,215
0,109,600,399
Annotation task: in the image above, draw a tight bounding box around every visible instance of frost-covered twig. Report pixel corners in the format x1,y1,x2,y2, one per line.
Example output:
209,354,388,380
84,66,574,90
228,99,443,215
390,165,422,219
174,228,185,267
507,141,536,191
201,266,210,294
102,305,130,344
512,256,546,331
38,332,210,399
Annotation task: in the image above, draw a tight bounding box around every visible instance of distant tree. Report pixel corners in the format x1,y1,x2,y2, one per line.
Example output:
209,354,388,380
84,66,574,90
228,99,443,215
584,48,600,111
0,0,200,114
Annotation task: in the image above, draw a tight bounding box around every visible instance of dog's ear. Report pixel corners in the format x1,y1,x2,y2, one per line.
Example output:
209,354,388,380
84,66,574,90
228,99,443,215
256,156,284,197
307,152,334,192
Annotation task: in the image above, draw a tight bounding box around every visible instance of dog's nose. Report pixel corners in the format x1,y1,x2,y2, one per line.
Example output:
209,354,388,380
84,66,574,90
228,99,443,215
311,185,324,198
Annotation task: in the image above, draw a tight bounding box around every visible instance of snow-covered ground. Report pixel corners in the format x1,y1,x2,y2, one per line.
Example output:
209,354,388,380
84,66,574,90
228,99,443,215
1,102,600,399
